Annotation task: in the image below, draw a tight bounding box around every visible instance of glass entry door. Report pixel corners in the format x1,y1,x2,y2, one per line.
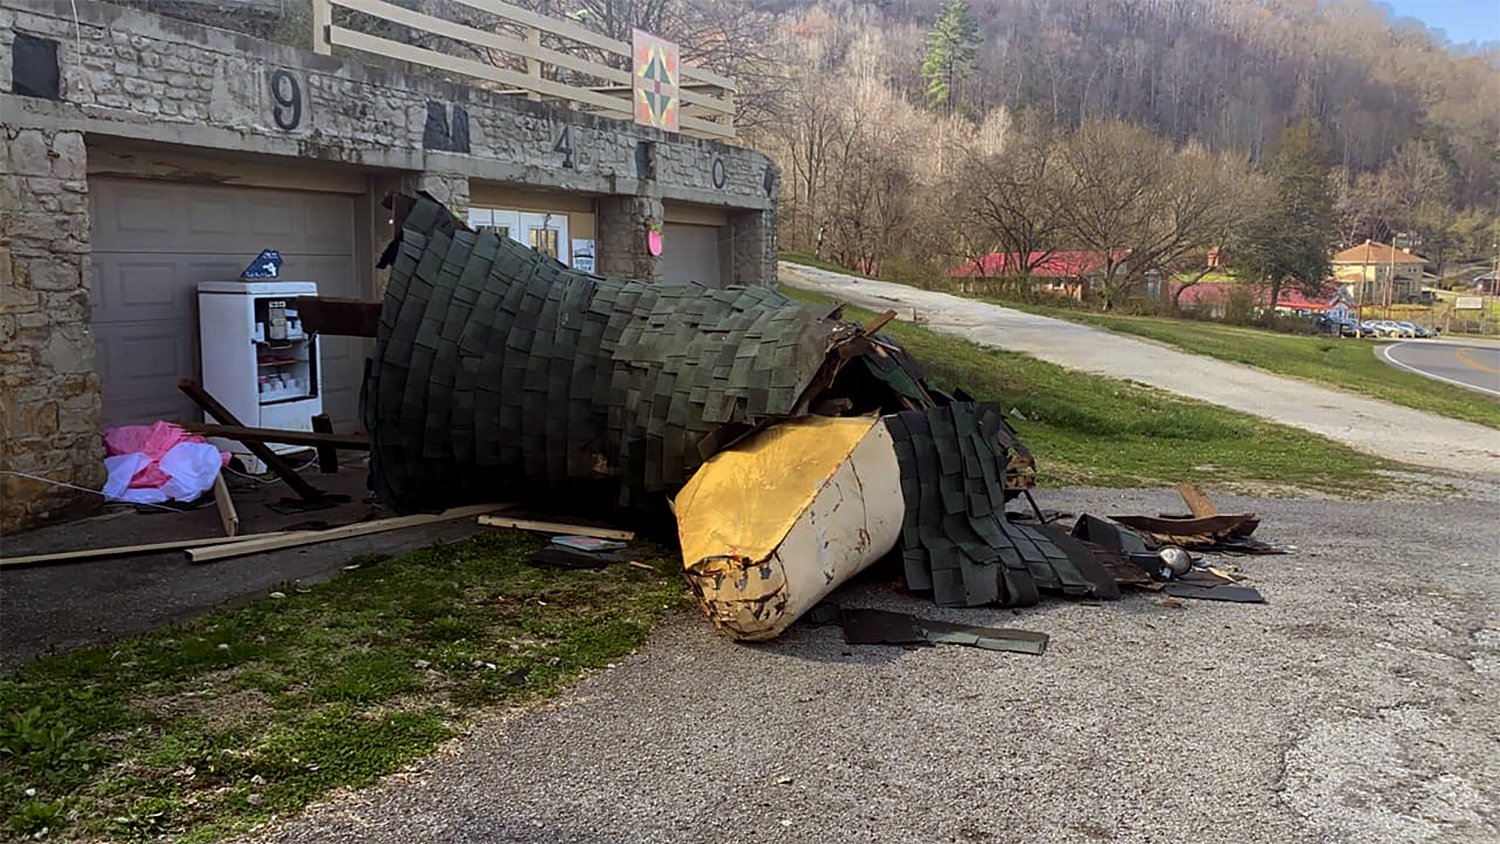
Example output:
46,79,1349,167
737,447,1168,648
520,212,569,265
467,208,570,266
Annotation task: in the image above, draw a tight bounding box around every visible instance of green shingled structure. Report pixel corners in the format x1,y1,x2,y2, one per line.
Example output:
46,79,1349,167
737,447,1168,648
365,194,1118,609
368,194,846,514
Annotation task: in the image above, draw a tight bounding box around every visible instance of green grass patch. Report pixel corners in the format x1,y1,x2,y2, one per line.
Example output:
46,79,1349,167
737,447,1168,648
784,287,1398,493
975,303,1500,430
0,532,686,842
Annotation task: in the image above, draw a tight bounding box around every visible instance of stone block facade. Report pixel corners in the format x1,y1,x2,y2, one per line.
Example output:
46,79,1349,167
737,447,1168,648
0,0,781,532
1,126,107,526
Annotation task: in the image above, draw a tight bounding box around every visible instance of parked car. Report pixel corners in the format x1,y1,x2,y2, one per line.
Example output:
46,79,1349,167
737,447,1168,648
1396,321,1421,338
1357,321,1383,337
1315,314,1358,336
1366,320,1408,338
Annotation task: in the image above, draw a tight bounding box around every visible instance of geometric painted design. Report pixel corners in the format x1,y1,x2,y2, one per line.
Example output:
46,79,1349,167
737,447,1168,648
632,28,679,132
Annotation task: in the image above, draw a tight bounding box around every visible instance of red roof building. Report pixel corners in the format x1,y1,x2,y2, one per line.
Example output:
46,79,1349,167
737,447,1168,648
1275,286,1347,313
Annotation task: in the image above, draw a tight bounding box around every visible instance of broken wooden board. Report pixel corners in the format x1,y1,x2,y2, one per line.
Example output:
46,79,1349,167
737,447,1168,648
187,503,510,563
181,423,369,451
476,516,634,541
0,531,315,568
295,295,382,337
212,472,239,537
178,379,325,502
1176,481,1219,518
310,413,341,473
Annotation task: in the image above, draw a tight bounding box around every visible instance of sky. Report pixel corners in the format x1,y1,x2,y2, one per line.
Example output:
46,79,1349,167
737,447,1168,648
1382,0,1500,47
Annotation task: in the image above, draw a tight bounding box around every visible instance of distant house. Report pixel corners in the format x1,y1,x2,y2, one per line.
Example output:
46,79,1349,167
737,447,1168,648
1171,282,1236,318
950,251,1130,299
1275,286,1352,319
1170,282,1351,321
1332,241,1427,305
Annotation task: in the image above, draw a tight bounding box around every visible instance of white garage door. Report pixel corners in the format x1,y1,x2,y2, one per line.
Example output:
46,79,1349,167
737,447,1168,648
660,223,723,287
90,179,364,431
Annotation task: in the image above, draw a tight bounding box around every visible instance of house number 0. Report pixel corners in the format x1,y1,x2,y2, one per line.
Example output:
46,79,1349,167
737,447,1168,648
270,69,302,131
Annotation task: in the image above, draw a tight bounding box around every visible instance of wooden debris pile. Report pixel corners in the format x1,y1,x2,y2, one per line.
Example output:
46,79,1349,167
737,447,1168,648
354,194,1275,640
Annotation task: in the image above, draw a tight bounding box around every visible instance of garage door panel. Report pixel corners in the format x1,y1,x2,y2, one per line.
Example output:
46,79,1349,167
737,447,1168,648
91,181,359,256
100,188,179,243
92,256,242,323
661,223,722,287
186,197,239,239
91,178,364,432
318,335,360,432
94,324,200,426
90,258,179,316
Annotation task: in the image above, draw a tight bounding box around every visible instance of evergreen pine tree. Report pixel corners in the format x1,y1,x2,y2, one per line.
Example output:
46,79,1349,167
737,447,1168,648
921,0,980,116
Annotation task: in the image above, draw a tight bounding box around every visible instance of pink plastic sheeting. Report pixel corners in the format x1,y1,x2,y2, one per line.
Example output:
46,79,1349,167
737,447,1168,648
100,421,229,503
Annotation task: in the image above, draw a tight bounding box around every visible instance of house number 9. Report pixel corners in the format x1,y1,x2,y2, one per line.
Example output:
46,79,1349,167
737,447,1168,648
270,69,302,131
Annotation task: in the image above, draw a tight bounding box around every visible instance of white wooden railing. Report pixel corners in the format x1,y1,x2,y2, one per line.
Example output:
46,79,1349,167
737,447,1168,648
310,0,736,139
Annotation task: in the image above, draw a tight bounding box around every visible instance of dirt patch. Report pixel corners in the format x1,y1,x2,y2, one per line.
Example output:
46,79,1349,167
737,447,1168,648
133,684,274,731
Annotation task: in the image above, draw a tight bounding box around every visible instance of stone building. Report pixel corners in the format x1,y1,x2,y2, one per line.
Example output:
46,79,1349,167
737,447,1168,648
0,0,779,531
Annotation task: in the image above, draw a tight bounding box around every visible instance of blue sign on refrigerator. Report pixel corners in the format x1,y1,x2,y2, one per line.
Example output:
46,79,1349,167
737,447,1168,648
240,249,284,279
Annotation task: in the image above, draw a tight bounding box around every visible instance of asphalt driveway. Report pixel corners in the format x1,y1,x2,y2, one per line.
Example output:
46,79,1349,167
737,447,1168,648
241,488,1500,844
1381,341,1500,397
779,263,1500,479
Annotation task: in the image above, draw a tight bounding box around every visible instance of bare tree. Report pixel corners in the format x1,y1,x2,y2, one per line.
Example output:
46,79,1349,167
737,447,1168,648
959,116,1072,276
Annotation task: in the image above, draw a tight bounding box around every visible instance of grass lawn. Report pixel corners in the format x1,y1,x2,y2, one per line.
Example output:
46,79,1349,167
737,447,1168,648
0,532,686,842
785,287,1398,493
976,303,1500,430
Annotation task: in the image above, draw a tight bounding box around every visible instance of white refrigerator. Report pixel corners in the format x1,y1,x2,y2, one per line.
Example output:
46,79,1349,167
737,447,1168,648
198,281,322,473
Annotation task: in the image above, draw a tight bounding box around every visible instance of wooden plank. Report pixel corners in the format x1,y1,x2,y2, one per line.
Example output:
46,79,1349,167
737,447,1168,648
457,0,737,92
524,25,543,102
477,515,634,541
1,530,318,568
187,503,511,563
312,0,331,55
449,0,634,60
310,414,340,474
545,83,736,117
181,422,370,451
325,21,734,138
212,472,240,537
1111,513,1258,538
295,296,380,337
450,0,745,89
332,0,631,89
862,309,897,335
178,379,326,501
327,26,635,121
1176,481,1219,518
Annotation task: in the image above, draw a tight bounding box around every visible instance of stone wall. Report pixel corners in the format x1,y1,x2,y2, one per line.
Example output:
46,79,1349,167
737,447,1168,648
596,196,665,281
730,207,779,288
3,1,777,213
0,126,106,528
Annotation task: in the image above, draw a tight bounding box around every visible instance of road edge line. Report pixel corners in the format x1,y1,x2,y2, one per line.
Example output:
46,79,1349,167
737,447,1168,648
1378,342,1500,398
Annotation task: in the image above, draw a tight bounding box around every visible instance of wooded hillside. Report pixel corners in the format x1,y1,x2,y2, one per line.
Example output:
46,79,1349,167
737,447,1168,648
729,0,1499,283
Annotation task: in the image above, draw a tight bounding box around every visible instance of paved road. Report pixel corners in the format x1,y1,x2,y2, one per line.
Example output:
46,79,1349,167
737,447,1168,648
779,263,1500,479
1381,341,1500,397
243,489,1500,844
